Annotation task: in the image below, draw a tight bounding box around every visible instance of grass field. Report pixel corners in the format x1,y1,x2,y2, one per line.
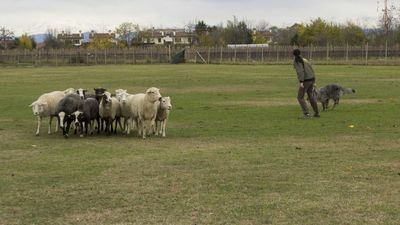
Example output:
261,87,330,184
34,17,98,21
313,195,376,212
0,64,399,225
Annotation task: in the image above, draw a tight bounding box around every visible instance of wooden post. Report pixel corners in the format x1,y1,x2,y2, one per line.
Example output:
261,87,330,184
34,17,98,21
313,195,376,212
207,47,210,64
56,49,58,66
326,43,329,61
276,45,279,63
261,46,264,64
132,47,136,64
104,49,107,65
365,42,369,65
168,45,171,63
385,40,388,64
114,48,117,64
234,47,237,64
220,46,223,64
346,43,349,63
246,45,249,64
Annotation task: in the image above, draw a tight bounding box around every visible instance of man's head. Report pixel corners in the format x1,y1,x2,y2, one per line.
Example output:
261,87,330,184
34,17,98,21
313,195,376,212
293,49,301,56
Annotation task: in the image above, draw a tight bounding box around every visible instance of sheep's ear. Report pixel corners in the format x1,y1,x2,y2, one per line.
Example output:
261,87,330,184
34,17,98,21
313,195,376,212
29,102,35,107
83,89,87,93
158,97,162,101
41,102,48,106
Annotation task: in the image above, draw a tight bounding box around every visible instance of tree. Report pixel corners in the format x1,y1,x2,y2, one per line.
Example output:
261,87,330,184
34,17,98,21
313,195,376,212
224,16,252,44
88,37,114,49
115,22,139,47
342,22,365,45
44,29,61,49
0,27,14,49
18,34,33,49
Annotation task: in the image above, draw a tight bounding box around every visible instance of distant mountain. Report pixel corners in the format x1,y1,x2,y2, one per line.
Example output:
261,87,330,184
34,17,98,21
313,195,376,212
30,34,47,44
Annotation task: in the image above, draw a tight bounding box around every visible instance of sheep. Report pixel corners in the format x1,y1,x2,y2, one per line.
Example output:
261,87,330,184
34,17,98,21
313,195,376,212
56,93,84,137
99,91,121,134
154,96,172,137
129,87,162,139
94,87,107,131
76,88,96,99
29,88,75,136
71,98,100,137
116,89,133,134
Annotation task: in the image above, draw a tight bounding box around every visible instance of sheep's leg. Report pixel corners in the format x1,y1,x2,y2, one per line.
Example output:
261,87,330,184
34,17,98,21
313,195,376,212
36,116,41,136
55,117,59,133
48,116,53,134
162,119,168,137
80,122,85,138
155,121,160,136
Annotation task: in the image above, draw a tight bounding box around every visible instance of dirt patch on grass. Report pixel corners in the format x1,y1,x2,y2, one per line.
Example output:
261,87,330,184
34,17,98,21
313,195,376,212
217,98,384,107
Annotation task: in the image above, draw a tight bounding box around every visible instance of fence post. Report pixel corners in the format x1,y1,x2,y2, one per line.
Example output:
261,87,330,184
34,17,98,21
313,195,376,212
220,46,223,64
207,47,210,64
132,47,136,64
385,40,388,64
104,49,107,65
246,45,249,64
168,45,171,63
261,46,264,64
234,47,237,64
346,43,349,63
326,43,329,61
365,42,369,65
276,45,279,63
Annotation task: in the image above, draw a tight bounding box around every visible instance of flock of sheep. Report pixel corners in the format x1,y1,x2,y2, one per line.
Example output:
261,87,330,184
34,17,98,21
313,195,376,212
29,87,172,138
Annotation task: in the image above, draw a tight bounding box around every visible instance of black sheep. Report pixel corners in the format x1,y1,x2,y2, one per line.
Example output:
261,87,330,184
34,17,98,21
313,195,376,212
71,98,100,137
56,94,84,137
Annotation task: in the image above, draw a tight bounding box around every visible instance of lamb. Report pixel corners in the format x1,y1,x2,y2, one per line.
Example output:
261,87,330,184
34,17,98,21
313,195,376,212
154,96,172,137
29,88,75,135
99,91,121,134
71,98,100,137
129,87,162,139
312,84,356,110
56,93,84,137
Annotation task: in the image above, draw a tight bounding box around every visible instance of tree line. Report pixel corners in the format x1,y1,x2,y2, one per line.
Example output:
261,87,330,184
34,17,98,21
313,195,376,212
2,11,400,50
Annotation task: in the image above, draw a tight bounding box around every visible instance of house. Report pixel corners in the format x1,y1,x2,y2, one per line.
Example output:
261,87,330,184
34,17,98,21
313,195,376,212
57,31,84,47
140,29,196,45
57,31,117,47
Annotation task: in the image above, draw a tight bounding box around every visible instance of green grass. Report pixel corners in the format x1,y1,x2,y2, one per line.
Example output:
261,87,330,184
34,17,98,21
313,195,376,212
0,64,399,225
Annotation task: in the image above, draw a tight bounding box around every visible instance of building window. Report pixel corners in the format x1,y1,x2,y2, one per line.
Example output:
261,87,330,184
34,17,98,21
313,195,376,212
175,37,181,43
158,38,162,43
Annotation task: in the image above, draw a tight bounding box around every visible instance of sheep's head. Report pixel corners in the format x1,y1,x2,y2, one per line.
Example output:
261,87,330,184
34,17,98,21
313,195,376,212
102,92,112,103
29,101,47,115
146,87,162,102
116,90,129,103
94,87,106,95
159,97,172,110
72,111,84,127
64,88,75,94
76,88,87,99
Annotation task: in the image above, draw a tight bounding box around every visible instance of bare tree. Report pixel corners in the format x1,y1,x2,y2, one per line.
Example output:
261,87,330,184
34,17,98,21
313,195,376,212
115,22,139,47
0,27,15,49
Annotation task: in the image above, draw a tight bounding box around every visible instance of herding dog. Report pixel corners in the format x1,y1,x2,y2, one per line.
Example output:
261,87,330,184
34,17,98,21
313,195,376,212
311,84,355,110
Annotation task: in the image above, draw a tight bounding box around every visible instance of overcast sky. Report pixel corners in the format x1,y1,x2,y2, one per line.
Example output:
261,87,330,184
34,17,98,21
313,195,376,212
0,0,389,35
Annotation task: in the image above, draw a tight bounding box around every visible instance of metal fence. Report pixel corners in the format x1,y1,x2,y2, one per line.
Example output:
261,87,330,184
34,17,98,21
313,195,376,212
1,45,400,66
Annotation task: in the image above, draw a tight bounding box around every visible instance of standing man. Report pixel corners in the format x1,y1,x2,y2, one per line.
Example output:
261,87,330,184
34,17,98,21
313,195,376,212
293,49,320,118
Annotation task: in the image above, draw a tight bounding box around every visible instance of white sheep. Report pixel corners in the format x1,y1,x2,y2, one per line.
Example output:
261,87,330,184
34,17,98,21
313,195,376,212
131,87,162,139
99,91,121,134
29,88,75,135
155,96,172,137
116,89,136,134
